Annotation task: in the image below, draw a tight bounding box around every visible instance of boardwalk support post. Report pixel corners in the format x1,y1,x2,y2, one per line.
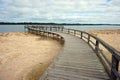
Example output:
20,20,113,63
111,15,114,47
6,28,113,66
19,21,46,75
50,27,52,31
81,32,83,39
111,55,119,80
88,34,90,44
61,26,64,32
95,40,99,53
74,30,76,36
24,26,26,33
68,29,70,34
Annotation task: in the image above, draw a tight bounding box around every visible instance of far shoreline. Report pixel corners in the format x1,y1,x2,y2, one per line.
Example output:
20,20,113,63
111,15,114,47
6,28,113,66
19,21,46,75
0,22,120,26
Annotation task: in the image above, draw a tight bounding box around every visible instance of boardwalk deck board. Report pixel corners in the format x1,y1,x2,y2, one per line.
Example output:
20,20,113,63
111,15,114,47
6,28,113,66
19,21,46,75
40,33,109,80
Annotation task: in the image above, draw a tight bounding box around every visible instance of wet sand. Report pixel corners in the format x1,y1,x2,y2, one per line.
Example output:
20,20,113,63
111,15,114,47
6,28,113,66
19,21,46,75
0,32,62,80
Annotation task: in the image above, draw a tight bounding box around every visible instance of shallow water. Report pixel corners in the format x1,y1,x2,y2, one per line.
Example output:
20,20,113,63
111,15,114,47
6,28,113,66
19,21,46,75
0,25,24,32
64,25,120,30
0,25,120,32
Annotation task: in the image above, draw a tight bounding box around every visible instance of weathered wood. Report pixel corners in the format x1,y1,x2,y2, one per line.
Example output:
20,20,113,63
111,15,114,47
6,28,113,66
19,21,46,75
88,34,90,44
74,30,76,36
25,25,120,80
81,32,83,39
111,55,119,80
68,29,120,80
26,26,64,44
40,33,109,80
95,40,99,53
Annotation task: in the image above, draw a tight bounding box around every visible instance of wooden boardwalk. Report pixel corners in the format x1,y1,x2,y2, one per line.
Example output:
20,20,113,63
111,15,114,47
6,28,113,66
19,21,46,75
40,33,109,80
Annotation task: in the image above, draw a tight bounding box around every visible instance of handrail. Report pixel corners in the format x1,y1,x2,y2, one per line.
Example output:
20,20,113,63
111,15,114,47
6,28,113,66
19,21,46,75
25,25,120,80
25,26,64,44
63,28,120,80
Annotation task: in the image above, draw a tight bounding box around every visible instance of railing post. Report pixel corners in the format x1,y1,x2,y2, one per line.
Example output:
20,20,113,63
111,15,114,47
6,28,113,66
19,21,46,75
50,27,52,31
68,29,70,34
24,26,26,32
58,27,60,32
111,55,119,80
28,28,29,33
95,40,99,53
61,27,63,32
39,26,40,31
56,27,57,32
88,34,90,44
81,32,83,39
74,30,76,36
46,26,47,31
41,27,43,31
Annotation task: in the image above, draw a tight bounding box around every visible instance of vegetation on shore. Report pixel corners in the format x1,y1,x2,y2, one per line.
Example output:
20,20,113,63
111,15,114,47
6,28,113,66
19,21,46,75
0,22,120,26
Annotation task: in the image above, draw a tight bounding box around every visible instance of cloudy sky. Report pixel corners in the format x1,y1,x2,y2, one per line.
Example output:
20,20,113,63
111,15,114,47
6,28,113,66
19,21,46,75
0,0,120,23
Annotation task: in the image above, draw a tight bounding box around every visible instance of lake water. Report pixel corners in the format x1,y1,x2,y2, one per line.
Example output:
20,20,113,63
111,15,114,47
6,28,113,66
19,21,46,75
65,25,120,30
0,25,120,32
0,25,24,32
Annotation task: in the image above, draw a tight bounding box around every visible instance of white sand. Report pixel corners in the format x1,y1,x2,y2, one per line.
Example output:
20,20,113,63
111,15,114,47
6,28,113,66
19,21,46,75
0,32,62,80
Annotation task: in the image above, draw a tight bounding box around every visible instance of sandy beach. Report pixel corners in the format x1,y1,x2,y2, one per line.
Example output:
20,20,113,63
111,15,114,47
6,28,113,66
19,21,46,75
87,30,120,51
87,30,120,63
0,32,62,80
0,30,119,80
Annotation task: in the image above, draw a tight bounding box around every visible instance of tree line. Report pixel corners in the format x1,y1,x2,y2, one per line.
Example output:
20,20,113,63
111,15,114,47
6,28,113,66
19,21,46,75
0,22,120,26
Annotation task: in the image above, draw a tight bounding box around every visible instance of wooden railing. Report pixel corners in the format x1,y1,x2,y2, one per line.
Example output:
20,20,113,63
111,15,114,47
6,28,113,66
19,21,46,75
63,28,120,80
25,25,120,80
25,25,64,44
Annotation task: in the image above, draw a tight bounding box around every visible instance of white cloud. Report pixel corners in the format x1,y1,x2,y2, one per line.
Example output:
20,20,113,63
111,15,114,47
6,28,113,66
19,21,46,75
0,0,120,23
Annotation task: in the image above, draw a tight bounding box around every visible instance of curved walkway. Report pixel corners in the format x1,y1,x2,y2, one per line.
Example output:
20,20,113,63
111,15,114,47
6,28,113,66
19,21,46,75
40,33,109,80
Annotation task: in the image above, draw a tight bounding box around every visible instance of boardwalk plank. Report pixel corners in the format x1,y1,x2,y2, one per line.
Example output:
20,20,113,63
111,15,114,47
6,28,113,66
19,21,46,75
40,33,109,80
47,69,108,79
